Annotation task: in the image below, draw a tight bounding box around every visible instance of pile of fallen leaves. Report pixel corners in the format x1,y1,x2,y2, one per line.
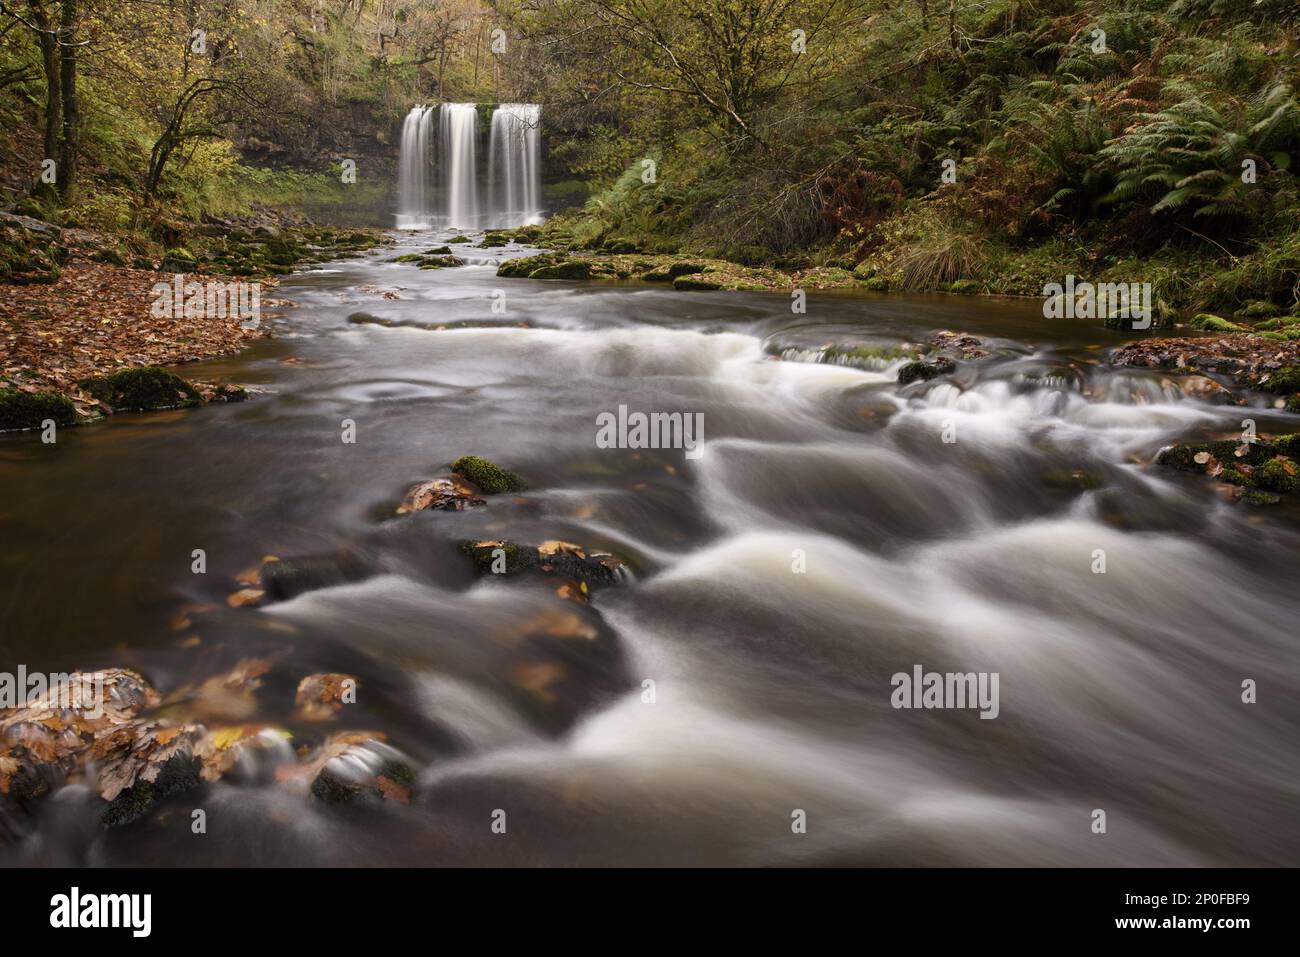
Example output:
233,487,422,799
1111,334,1300,394
0,252,270,416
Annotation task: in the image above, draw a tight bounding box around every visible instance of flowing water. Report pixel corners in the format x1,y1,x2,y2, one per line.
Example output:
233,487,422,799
2,230,1298,866
397,104,542,230
488,104,543,227
396,106,435,229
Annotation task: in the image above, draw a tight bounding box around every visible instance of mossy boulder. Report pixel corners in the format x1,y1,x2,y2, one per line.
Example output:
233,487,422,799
481,233,511,248
1255,458,1299,494
1242,301,1282,319
0,388,76,431
1261,366,1300,394
0,213,66,284
498,253,563,278
447,235,471,243
529,260,590,280
946,279,982,295
451,454,527,493
80,367,202,411
160,247,198,273
1189,313,1248,333
1157,439,1274,472
417,255,466,269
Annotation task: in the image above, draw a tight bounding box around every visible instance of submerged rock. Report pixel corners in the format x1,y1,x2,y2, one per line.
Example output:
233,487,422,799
458,539,625,591
259,554,370,602
279,731,415,806
928,330,989,360
897,356,956,385
227,553,370,607
294,674,359,722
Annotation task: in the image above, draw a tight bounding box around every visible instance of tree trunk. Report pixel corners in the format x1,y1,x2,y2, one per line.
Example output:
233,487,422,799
26,0,60,163
57,0,79,201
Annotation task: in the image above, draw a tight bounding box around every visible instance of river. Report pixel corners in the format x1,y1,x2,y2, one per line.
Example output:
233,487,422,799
1,229,1297,866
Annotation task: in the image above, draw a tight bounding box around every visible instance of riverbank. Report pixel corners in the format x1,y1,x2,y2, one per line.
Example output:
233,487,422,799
0,211,389,428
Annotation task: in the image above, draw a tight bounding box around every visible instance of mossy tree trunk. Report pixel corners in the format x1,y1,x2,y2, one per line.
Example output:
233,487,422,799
26,0,61,164
56,0,79,201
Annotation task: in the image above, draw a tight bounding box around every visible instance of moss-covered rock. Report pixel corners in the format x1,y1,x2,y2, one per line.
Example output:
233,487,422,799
458,539,625,588
0,213,66,284
673,275,721,290
1261,366,1300,394
447,235,471,244
100,752,202,828
416,254,466,269
1274,433,1300,458
530,260,590,280
1242,301,1282,319
1189,313,1248,333
0,389,76,431
451,454,527,493
1255,458,1299,494
80,367,202,412
160,247,198,272
458,539,535,575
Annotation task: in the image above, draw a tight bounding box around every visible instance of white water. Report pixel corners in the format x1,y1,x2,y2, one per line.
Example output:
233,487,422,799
395,106,434,229
441,103,480,228
488,104,543,227
396,103,543,229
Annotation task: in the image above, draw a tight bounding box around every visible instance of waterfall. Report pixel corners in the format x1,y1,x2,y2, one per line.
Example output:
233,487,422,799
395,102,543,230
488,104,543,227
441,103,480,229
396,106,434,229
